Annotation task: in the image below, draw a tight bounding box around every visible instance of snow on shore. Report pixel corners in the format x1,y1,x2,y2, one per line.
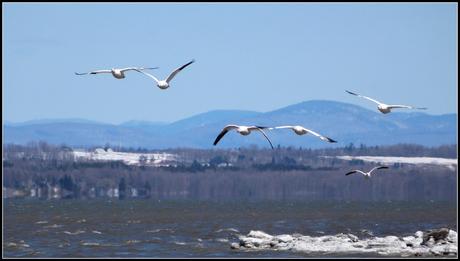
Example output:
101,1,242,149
327,156,457,169
72,148,178,166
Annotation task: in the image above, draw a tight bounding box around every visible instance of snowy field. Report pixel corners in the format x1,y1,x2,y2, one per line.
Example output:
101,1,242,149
326,156,457,170
72,148,178,166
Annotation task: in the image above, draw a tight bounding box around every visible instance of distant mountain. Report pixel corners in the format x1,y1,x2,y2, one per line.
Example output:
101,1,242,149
119,120,169,127
4,118,105,127
168,110,261,131
4,100,457,149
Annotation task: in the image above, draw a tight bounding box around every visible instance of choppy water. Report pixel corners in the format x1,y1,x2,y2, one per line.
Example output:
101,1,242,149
3,199,457,257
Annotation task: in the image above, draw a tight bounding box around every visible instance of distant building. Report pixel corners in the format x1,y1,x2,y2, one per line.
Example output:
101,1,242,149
131,188,138,197
107,188,119,198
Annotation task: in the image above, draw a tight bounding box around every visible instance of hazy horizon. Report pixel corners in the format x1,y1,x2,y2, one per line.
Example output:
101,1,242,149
3,98,458,126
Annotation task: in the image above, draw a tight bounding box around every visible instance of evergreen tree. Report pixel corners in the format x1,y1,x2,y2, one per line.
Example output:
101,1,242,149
118,177,127,200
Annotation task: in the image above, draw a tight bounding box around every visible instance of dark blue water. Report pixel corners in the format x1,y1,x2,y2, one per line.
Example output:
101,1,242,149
3,199,457,257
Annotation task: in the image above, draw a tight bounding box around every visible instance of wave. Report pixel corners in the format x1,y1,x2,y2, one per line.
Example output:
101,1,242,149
43,224,63,228
146,228,174,234
215,228,240,234
63,230,86,235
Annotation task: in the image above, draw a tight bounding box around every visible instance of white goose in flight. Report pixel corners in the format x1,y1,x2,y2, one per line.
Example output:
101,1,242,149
346,90,427,114
345,166,389,178
213,125,274,149
135,60,195,89
75,67,158,79
269,125,337,143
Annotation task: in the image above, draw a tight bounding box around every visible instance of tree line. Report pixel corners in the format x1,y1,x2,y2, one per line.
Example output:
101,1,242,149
3,141,457,201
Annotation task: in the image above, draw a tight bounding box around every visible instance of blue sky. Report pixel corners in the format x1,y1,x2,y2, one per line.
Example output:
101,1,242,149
3,3,457,124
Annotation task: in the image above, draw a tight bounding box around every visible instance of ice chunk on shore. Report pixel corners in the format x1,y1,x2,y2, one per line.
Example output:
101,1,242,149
232,228,457,257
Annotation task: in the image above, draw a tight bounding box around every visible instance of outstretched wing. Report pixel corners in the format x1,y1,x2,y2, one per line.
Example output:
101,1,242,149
120,67,159,72
387,105,427,110
345,170,358,176
134,69,160,84
369,166,389,174
75,69,111,75
346,90,384,105
165,60,195,83
269,126,295,130
254,128,274,150
253,126,270,130
213,125,238,146
302,127,337,143
345,170,366,176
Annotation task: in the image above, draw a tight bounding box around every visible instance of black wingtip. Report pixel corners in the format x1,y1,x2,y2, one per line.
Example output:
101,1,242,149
178,60,195,71
345,90,357,95
213,129,229,146
345,172,354,176
327,137,338,143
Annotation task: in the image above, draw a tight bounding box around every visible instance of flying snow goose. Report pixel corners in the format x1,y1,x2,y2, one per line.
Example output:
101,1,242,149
134,60,195,89
269,125,337,143
346,90,427,114
213,125,274,149
345,166,389,178
75,67,158,79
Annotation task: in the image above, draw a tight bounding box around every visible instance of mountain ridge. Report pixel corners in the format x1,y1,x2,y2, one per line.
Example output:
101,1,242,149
4,100,457,149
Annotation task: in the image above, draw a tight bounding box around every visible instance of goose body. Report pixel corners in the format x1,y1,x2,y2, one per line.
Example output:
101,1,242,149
346,90,427,114
270,125,337,143
75,67,158,79
135,60,195,89
213,125,274,149
345,166,389,178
